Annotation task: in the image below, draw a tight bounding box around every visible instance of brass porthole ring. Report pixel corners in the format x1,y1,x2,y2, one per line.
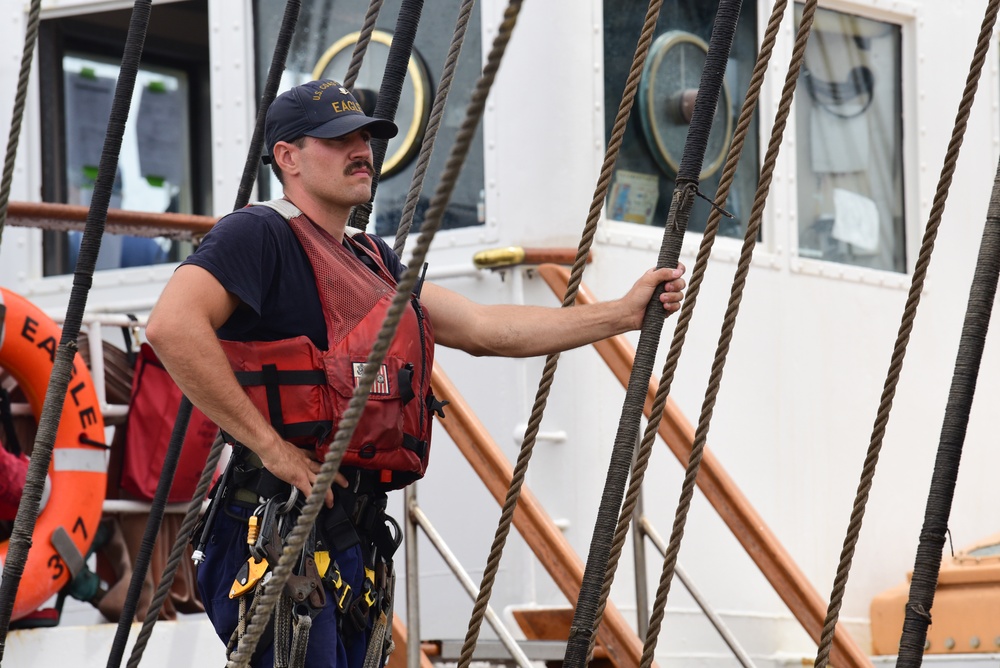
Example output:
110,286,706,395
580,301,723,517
638,30,733,181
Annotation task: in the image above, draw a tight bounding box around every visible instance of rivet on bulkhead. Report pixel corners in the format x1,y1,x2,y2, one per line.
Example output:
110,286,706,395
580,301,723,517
944,638,956,650
970,636,981,649
925,639,931,651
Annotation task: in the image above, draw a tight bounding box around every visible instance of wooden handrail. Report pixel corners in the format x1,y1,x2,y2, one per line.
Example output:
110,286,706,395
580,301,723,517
536,263,871,668
6,201,217,239
431,367,647,668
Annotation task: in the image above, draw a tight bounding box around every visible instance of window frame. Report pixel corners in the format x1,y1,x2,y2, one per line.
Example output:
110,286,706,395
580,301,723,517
787,0,919,287
32,0,212,280
594,0,771,272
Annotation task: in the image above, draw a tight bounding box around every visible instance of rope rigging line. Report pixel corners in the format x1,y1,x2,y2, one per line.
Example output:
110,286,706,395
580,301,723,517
342,0,386,90
812,1,1000,665
637,0,821,665
586,0,789,661
895,151,1000,668
349,0,425,231
392,0,477,257
563,2,744,666
123,434,226,668
233,0,302,210
0,2,154,658
225,2,525,663
456,1,667,664
105,399,195,668
0,0,42,248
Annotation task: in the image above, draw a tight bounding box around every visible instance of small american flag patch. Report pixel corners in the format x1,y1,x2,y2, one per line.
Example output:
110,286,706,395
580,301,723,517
353,362,390,395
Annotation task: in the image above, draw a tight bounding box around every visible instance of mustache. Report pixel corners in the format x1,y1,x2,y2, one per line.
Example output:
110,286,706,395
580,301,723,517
345,160,374,177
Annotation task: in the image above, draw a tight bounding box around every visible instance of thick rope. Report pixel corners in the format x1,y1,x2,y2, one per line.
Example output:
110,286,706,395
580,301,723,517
895,158,1000,668
124,433,226,668
274,595,293,667
233,0,302,210
565,3,743,667
587,0,789,659
342,0,386,90
288,613,312,668
225,2,524,664
457,1,666,664
0,2,153,656
227,587,262,657
813,1,1000,665
106,397,193,668
639,1,820,665
392,0,477,257
349,0,425,230
363,614,389,668
0,0,42,247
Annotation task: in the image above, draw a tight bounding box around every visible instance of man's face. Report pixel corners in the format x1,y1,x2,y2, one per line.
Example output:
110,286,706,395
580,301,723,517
289,129,376,208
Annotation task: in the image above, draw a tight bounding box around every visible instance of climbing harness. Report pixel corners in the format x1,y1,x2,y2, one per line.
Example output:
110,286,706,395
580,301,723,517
220,450,402,667
0,287,106,620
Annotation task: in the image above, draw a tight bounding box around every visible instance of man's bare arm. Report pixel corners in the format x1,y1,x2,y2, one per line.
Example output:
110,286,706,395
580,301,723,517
422,265,685,357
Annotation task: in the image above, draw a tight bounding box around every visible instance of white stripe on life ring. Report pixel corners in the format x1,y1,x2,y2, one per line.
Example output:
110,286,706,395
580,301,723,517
53,449,106,473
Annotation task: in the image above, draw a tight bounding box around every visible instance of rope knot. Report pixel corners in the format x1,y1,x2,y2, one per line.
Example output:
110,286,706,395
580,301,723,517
677,179,699,204
906,602,932,623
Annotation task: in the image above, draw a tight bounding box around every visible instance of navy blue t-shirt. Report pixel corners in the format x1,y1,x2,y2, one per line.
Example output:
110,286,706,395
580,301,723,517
182,205,405,349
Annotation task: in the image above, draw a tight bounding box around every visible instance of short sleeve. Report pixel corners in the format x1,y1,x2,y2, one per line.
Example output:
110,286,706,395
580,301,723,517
181,207,327,346
182,209,278,317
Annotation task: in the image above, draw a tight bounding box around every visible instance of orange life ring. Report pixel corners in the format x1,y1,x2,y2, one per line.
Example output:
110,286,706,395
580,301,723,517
0,287,106,620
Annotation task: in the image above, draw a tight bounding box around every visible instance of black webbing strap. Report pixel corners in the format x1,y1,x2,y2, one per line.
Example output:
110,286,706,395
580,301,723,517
321,490,362,553
401,433,426,459
233,369,327,386
262,364,285,437
282,421,334,441
230,445,293,503
234,365,330,442
397,365,415,405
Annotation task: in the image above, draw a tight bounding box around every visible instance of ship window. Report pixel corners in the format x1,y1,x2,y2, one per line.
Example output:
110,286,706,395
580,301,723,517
252,0,486,238
37,1,212,277
602,1,760,238
61,56,192,271
795,5,905,273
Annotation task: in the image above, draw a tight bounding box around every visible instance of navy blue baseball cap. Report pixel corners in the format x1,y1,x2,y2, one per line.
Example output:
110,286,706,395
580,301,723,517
262,80,398,164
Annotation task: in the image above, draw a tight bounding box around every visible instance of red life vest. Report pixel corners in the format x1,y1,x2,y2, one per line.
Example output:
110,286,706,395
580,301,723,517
219,200,439,490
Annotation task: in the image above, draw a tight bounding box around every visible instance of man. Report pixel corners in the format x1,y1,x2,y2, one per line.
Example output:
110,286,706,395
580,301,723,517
146,79,686,668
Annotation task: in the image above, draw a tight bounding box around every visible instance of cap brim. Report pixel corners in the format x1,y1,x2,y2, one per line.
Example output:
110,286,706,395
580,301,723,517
307,114,398,141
